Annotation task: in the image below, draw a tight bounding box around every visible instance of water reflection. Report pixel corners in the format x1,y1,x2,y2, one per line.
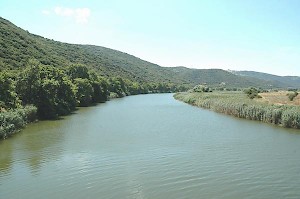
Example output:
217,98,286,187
0,118,68,174
0,139,13,174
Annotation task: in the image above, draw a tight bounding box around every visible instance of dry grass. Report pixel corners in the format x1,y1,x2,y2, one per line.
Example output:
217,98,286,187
258,91,300,105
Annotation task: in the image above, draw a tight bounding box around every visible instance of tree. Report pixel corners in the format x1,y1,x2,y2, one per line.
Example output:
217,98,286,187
89,71,109,103
67,64,90,79
192,84,212,93
16,60,77,119
15,59,41,105
73,78,94,106
0,71,20,109
244,87,261,99
108,77,126,97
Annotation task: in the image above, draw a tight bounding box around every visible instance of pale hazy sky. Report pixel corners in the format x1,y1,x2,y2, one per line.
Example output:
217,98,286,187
1,0,300,76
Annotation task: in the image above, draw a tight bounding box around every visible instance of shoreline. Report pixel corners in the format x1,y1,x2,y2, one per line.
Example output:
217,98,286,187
0,92,174,141
173,92,300,130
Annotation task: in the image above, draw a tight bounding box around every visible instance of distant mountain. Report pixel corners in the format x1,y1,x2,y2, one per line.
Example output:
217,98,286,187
230,70,300,89
0,16,298,89
168,67,277,88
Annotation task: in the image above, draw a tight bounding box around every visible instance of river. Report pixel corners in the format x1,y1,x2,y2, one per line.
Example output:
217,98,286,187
1,94,300,199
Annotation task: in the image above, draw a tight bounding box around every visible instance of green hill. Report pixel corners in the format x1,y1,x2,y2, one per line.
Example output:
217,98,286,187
0,17,298,89
168,67,277,88
230,70,300,89
0,17,187,85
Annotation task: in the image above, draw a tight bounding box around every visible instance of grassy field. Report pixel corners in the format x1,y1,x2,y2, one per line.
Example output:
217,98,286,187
174,91,300,129
258,91,300,105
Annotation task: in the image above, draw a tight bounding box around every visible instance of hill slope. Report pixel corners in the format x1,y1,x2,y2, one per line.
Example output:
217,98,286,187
230,70,300,89
168,67,277,88
0,17,184,84
0,17,298,89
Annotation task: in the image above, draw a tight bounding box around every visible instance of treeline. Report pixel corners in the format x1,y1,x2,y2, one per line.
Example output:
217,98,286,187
0,59,187,139
174,92,300,129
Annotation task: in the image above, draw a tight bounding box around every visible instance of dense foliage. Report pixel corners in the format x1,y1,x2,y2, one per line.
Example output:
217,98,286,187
0,17,293,89
174,92,300,129
0,71,20,109
0,105,37,139
2,60,186,118
1,59,187,139
0,17,186,85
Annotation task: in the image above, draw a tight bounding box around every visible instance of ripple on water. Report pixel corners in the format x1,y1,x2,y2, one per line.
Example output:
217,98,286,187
1,94,300,199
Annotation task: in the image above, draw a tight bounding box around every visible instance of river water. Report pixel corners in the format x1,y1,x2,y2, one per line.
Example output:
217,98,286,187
1,94,300,199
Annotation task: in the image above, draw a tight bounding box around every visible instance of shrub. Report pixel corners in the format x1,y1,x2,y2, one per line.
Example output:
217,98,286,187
192,85,212,93
287,91,298,101
0,105,37,139
244,87,260,99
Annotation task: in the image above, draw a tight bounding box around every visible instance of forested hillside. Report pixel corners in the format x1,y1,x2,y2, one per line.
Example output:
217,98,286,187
0,18,187,139
230,70,300,89
1,17,295,89
1,16,300,139
0,17,187,85
168,67,276,88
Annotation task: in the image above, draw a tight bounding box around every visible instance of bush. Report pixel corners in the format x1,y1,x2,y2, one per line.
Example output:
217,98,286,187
287,91,298,101
0,105,37,139
192,85,212,93
244,87,260,99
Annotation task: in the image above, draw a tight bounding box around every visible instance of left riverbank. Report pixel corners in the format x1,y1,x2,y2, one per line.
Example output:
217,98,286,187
1,61,188,141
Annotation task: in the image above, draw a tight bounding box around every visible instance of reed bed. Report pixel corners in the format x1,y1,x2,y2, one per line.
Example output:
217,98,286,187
174,92,300,129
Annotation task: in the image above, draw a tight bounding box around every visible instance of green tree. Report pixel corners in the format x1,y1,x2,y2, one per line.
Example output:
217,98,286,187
15,59,41,105
67,64,90,79
108,77,126,97
0,71,20,109
16,60,77,119
244,87,261,99
74,78,94,106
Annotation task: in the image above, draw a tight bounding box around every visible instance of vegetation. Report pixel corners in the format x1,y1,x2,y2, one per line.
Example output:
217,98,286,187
1,59,186,139
174,92,300,129
0,105,37,139
1,16,300,139
192,84,212,92
287,91,298,101
244,87,262,99
0,17,295,89
259,91,300,106
231,70,300,89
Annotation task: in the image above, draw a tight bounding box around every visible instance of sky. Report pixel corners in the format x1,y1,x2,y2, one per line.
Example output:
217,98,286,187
1,0,300,76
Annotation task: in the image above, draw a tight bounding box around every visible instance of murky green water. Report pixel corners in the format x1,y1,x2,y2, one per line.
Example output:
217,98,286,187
1,94,300,199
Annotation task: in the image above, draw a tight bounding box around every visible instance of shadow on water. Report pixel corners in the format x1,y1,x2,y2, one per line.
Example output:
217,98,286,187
0,102,108,175
0,140,13,174
0,116,69,175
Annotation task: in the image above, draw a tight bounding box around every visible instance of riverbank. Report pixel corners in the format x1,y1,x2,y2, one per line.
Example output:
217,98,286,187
174,92,300,129
2,93,300,198
0,92,176,140
1,61,188,140
0,105,37,139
